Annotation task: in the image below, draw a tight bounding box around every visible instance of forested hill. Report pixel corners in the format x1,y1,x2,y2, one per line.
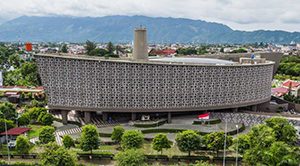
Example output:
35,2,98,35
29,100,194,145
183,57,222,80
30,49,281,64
0,15,299,44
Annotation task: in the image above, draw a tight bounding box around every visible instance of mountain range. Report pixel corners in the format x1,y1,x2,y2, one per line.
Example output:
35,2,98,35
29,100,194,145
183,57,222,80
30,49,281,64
0,15,299,44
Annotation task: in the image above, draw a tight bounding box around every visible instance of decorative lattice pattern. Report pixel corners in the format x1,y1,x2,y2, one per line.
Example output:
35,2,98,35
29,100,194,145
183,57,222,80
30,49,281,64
211,112,300,126
36,56,274,111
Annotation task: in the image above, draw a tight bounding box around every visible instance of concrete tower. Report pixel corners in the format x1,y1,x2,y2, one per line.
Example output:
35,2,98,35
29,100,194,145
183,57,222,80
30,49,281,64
133,27,148,61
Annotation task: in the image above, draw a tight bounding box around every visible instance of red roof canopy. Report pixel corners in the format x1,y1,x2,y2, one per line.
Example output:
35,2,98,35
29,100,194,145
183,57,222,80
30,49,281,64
0,127,31,136
282,80,300,88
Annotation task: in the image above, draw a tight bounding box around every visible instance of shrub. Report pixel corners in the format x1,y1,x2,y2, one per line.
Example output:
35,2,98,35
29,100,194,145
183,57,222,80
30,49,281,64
39,126,55,144
152,133,172,154
121,130,144,150
28,107,47,122
18,112,30,126
40,142,76,166
16,135,31,154
115,149,146,166
111,126,125,143
203,132,233,156
38,113,54,126
175,130,202,156
80,124,100,154
63,135,75,149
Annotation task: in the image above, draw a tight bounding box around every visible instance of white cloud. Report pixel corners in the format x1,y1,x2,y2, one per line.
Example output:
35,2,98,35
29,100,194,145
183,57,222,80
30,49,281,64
0,0,299,32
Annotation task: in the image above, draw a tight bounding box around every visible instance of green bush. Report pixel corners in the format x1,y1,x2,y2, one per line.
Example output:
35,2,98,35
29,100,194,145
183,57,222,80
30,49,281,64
63,135,75,149
176,130,202,156
38,113,54,126
111,126,125,143
39,126,55,144
18,112,31,126
115,149,146,166
121,130,144,150
16,135,31,154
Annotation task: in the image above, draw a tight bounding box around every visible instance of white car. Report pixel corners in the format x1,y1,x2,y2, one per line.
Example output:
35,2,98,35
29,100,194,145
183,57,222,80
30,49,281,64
8,140,16,148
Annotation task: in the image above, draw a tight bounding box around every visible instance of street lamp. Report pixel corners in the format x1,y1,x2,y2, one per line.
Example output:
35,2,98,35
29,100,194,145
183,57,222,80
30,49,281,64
235,125,239,166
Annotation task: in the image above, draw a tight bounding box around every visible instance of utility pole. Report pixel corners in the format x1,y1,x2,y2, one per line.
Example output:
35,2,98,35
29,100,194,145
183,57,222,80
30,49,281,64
4,118,10,164
223,118,227,166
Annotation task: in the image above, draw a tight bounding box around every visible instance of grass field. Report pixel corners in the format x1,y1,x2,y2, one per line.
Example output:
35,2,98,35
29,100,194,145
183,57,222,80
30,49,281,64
27,124,43,139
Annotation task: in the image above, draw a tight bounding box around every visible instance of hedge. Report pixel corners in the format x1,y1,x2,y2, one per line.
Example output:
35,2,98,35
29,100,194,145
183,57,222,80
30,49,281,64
212,156,242,161
99,123,246,137
192,119,221,125
77,152,114,160
145,154,169,161
141,128,185,134
172,155,210,161
133,119,167,128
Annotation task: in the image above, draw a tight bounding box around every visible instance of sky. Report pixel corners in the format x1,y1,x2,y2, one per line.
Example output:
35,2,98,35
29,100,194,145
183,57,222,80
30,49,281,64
0,0,299,32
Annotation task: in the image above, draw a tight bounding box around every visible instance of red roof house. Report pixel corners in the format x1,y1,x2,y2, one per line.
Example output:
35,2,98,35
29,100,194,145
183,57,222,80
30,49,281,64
0,127,31,136
282,80,300,89
271,87,289,97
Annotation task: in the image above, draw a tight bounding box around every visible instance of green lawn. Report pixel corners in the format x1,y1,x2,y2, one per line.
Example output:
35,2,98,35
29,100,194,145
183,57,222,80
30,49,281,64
27,124,43,139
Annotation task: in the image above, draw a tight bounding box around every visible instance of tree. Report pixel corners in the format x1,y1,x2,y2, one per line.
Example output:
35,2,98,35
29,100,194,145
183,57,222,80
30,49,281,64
8,54,22,68
115,149,146,166
16,135,31,154
175,130,201,156
40,142,76,166
111,126,125,143
85,40,97,55
0,118,15,133
18,112,30,126
203,132,233,156
19,62,41,86
265,117,297,144
232,134,250,154
152,133,172,154
107,42,115,54
62,135,75,149
39,126,55,144
121,130,144,150
0,102,17,121
38,113,54,126
80,124,100,154
261,141,299,166
60,44,68,53
243,124,276,165
247,124,276,149
27,107,47,122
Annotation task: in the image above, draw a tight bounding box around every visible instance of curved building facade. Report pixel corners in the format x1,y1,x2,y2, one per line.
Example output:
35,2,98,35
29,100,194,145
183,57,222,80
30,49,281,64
35,55,274,113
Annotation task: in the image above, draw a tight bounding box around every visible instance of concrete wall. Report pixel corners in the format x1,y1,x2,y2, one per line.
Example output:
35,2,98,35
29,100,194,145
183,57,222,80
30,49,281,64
200,52,283,75
35,55,274,112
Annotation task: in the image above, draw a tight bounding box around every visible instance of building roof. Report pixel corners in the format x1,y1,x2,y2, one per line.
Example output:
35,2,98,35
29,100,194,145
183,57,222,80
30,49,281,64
271,87,289,97
149,49,176,55
36,54,275,67
0,127,31,136
282,80,300,88
149,57,236,65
